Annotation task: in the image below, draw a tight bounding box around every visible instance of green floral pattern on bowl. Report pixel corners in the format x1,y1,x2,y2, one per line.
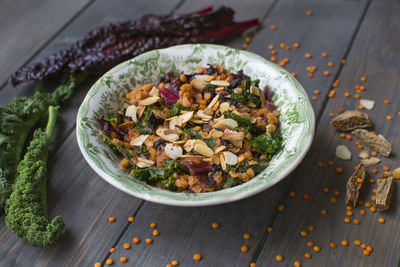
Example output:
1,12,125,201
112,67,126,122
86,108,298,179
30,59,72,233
76,44,315,206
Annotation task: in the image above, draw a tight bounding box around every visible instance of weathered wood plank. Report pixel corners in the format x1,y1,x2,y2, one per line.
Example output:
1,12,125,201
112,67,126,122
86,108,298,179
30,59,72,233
106,0,369,266
256,1,400,266
0,0,93,87
0,0,181,266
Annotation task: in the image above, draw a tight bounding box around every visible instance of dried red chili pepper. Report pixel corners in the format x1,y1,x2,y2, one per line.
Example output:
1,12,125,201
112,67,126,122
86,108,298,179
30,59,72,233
10,7,259,86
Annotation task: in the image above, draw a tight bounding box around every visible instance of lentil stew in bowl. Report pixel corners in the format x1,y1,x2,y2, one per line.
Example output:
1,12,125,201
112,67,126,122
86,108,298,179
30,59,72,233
97,64,282,193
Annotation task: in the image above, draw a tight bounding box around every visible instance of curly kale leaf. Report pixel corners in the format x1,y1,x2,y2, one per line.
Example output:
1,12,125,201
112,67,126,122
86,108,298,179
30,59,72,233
5,106,65,247
169,102,190,117
249,132,283,157
0,74,82,210
230,77,261,108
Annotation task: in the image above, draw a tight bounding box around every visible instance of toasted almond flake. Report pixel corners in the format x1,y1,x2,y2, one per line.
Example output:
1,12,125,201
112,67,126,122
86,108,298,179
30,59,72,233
137,162,153,168
210,155,220,165
223,151,238,165
221,130,245,141
393,168,400,180
178,155,204,158
165,143,183,160
137,157,155,166
358,150,370,159
336,145,352,160
360,157,381,167
250,86,261,96
214,118,238,130
210,80,230,87
248,160,258,165
360,99,375,110
214,146,226,154
194,74,214,81
119,121,135,128
152,109,166,120
215,86,226,92
156,127,179,142
266,124,276,133
233,87,243,94
192,139,207,147
219,102,230,113
207,94,220,109
179,111,194,124
250,117,257,124
191,78,209,90
183,140,194,152
172,140,186,145
136,106,146,118
190,119,205,124
230,140,243,148
194,143,214,157
210,129,223,138
130,135,149,147
125,105,137,122
149,86,159,97
220,153,227,171
197,110,213,121
260,91,266,106
212,101,220,111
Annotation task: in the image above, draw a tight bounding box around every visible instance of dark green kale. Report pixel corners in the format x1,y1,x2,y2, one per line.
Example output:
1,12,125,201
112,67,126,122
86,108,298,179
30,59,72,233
169,102,189,117
5,106,65,247
231,77,261,107
0,74,84,210
249,132,283,157
134,106,163,134
203,83,217,93
223,176,242,189
224,111,251,126
182,128,216,149
132,159,189,191
237,159,269,173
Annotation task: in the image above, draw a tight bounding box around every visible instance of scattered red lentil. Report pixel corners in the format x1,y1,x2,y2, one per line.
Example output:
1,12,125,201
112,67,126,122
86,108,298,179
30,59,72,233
289,191,296,197
268,44,275,50
95,263,101,267
341,59,347,64
243,233,251,240
363,250,370,256
371,168,378,174
355,140,361,145
270,56,277,62
153,230,160,236
128,217,135,222
386,115,392,120
308,226,315,232
321,209,327,215
317,161,323,167
306,10,312,16
371,151,377,156
150,223,157,228
370,207,376,213
166,264,173,267
305,53,312,59
340,133,346,138
378,217,385,223
303,193,310,200
245,36,251,43
338,107,344,113
354,240,361,246
384,99,390,104
347,206,353,211
330,242,337,248
106,259,113,265
294,42,300,48
344,92,351,98
308,73,314,78
341,240,349,247
364,202,371,208
371,195,376,201
307,241,315,247
361,243,367,249
353,219,360,225
360,85,365,91
344,217,351,223
369,178,375,184
336,167,343,173
329,112,335,117
383,166,390,171
300,230,308,237
313,246,321,252
146,238,153,244
212,222,220,229
330,197,337,203
270,49,277,55
171,260,179,266
250,263,256,267
321,52,328,58
324,70,330,76
312,96,317,101
333,190,340,196
270,25,277,30
133,237,140,244
108,217,115,223
242,43,248,49
294,260,301,267
276,254,284,261
361,76,367,82
360,209,366,215
291,72,297,77
328,61,334,67
358,105,365,110
277,204,285,211
358,144,363,149
109,247,116,253
355,94,360,99
328,161,334,166
123,243,131,249
285,45,291,51
193,253,202,261
241,245,249,252
358,200,364,205
120,257,127,263
304,253,312,259
267,227,273,233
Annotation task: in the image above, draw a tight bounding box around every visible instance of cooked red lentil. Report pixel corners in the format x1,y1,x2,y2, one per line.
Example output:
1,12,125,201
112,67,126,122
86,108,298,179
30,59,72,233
98,65,282,192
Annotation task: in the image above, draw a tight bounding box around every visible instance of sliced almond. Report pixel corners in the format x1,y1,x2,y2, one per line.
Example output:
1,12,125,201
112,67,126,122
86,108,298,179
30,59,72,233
220,153,227,171
152,109,166,119
358,150,370,159
165,143,183,159
190,119,205,124
266,124,276,133
207,94,220,109
360,157,381,167
149,86,159,97
137,161,153,168
179,111,194,124
250,86,261,96
360,99,375,110
125,105,137,122
197,110,213,122
260,91,266,106
233,87,243,94
210,129,223,138
156,127,179,142
138,96,160,106
230,140,243,148
223,151,238,165
194,74,214,81
172,140,186,145
192,139,208,147
221,130,245,141
192,78,209,90
336,145,352,160
248,160,258,165
137,157,155,166
183,140,194,152
210,80,230,87
136,105,146,118
215,86,226,92
210,155,221,165
219,102,230,113
130,135,149,147
214,118,238,130
194,143,214,157
214,146,226,154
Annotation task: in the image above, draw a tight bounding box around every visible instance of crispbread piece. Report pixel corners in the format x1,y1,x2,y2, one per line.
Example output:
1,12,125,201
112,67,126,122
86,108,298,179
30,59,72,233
331,110,372,131
352,129,392,157
376,172,394,211
346,164,366,207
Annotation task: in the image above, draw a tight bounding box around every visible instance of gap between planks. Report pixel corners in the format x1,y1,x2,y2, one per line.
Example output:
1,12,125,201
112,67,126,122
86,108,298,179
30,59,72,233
0,0,97,93
248,0,373,264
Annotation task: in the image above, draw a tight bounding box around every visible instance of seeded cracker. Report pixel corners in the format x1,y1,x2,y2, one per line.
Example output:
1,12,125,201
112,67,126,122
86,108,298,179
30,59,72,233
331,110,372,131
352,129,392,157
376,172,394,211
346,164,366,207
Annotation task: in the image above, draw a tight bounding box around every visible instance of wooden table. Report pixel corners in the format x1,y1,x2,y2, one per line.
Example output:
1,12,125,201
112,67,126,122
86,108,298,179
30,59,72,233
1,0,399,266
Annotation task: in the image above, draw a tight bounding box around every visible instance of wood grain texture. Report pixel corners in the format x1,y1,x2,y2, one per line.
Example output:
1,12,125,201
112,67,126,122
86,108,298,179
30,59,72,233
104,0,370,266
256,1,400,266
0,0,93,87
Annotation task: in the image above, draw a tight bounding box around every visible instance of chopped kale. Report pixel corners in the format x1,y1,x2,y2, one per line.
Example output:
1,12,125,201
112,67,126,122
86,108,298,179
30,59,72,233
183,128,216,149
249,132,283,157
231,77,261,108
169,102,190,117
223,176,241,189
